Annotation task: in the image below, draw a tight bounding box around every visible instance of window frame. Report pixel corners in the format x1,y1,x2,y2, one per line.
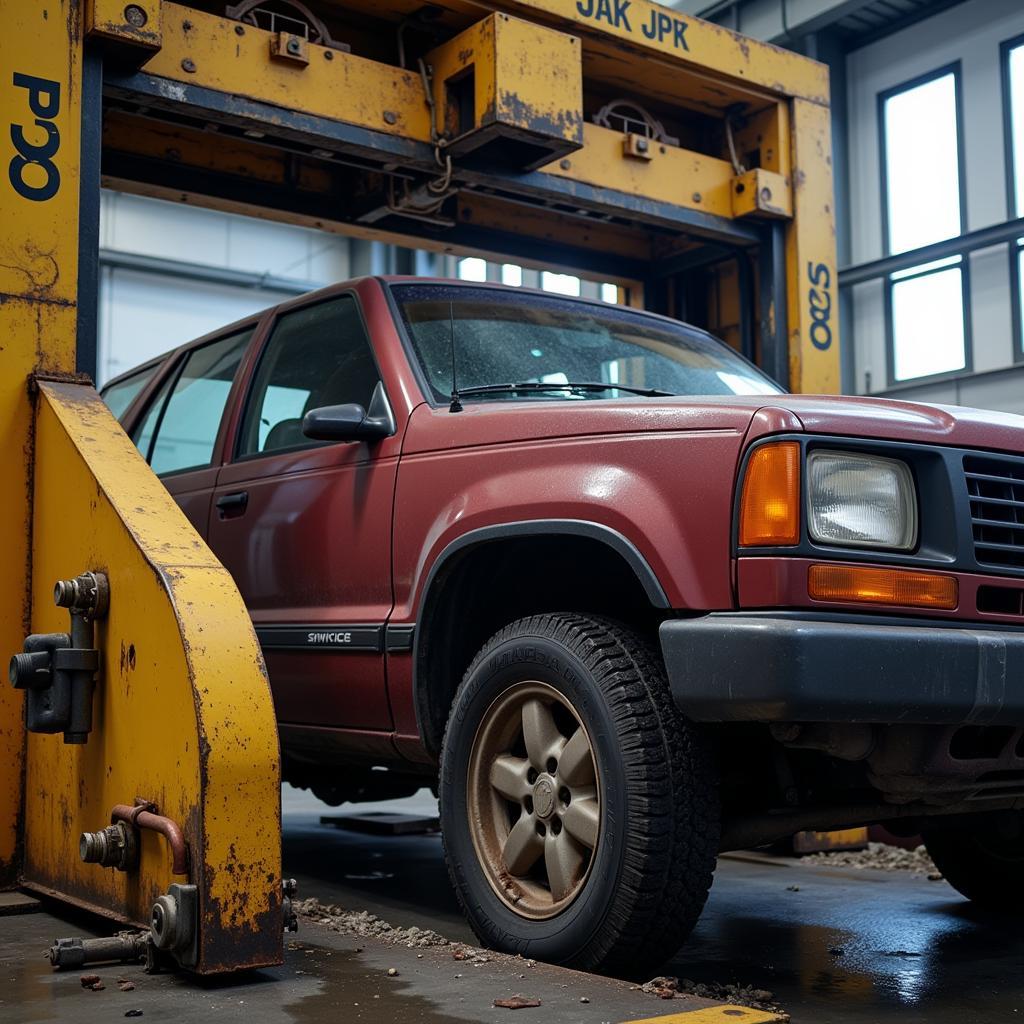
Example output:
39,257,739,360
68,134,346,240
1001,32,1024,364
134,323,260,479
231,289,386,463
877,61,972,387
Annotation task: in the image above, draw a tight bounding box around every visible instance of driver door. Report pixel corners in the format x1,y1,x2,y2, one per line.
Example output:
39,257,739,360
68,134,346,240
207,293,399,731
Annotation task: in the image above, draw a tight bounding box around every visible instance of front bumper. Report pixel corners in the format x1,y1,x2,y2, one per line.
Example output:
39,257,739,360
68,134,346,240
660,613,1024,725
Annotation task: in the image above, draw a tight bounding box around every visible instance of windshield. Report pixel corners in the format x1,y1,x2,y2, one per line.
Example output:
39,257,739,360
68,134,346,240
390,283,783,403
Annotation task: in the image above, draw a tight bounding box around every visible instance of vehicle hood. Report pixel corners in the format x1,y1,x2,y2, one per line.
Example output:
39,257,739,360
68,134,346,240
402,393,1024,456
762,394,1024,453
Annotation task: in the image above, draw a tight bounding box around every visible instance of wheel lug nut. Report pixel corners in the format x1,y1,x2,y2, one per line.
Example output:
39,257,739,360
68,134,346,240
559,787,571,805
552,819,562,835
527,768,538,784
546,757,558,774
536,822,546,837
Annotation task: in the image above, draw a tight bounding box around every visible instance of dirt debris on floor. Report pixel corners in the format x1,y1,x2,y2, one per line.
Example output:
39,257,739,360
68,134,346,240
638,976,786,1018
802,842,943,879
295,896,788,1016
293,897,451,947
493,995,543,1009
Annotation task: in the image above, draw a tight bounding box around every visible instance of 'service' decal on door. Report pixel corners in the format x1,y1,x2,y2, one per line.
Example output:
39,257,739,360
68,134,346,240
255,625,384,652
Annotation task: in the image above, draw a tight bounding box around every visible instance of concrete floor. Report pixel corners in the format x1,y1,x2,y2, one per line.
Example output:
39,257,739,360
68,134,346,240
3,786,1022,1024
282,787,1024,1024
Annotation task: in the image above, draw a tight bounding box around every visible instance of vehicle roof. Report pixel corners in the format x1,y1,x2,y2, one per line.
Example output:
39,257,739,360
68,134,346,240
101,275,737,392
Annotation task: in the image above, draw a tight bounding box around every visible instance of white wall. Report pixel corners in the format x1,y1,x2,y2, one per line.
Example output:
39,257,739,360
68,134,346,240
97,268,294,385
845,0,1024,410
97,192,352,385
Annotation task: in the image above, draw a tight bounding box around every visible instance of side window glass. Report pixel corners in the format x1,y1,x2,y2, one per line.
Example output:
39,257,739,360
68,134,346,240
146,328,254,476
101,363,158,421
132,372,173,462
239,296,380,457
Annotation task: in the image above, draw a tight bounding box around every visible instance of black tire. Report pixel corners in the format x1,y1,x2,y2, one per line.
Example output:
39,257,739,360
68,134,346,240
438,613,719,974
923,813,1024,909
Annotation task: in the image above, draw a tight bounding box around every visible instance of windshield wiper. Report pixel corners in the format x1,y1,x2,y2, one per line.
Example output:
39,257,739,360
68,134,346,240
450,381,675,410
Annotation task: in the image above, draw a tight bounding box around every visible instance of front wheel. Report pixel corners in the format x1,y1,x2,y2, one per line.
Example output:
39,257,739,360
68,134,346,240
439,613,719,974
923,812,1024,909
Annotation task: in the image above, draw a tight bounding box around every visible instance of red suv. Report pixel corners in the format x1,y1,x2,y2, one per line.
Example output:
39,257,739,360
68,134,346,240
104,277,1024,973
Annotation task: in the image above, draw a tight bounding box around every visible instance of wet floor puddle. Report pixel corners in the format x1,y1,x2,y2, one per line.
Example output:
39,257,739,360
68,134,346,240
282,942,480,1024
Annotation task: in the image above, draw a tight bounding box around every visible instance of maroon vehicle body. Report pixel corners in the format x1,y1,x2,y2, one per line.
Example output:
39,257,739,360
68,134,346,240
104,275,1024,807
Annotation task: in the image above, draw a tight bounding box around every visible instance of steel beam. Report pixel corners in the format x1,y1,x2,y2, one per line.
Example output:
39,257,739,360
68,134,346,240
1,2,284,974
838,216,1024,288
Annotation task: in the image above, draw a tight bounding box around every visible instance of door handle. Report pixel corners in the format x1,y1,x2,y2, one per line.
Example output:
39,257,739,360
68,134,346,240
216,491,248,517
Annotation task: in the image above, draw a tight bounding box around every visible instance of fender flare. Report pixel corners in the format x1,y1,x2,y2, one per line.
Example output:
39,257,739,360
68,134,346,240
410,519,670,757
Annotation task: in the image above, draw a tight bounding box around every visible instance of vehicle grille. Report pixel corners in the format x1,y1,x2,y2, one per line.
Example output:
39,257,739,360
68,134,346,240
965,454,1024,570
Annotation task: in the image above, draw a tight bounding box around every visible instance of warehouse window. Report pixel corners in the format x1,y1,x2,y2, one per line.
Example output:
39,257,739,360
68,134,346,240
1002,35,1024,360
880,66,969,382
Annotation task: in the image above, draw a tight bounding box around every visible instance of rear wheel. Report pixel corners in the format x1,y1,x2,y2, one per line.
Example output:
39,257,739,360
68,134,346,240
439,613,719,974
923,812,1024,909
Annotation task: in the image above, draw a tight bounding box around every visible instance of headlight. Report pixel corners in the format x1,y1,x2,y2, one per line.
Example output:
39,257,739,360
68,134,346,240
807,451,917,550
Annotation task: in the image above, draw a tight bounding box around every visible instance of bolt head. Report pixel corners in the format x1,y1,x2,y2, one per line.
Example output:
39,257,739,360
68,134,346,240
123,4,147,27
181,58,196,73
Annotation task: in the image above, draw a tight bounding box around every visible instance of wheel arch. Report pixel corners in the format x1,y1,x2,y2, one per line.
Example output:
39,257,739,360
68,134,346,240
412,520,670,759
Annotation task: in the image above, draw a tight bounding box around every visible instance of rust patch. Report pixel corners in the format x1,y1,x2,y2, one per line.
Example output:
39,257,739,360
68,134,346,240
496,90,582,141
0,243,61,299
29,370,92,389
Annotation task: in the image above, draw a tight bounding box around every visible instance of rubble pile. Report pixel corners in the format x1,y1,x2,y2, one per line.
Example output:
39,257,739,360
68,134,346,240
803,842,942,879
293,898,450,947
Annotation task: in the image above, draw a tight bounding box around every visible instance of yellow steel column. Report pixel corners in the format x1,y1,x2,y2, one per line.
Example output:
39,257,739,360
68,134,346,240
0,0,81,888
785,97,841,394
1,2,283,972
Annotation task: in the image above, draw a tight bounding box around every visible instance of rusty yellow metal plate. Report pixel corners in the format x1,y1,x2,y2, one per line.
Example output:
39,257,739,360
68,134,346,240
1,0,284,974
491,0,829,105
793,828,870,853
0,0,82,890
87,0,163,52
785,98,840,394
427,13,583,154
544,122,739,219
141,3,432,142
24,381,283,972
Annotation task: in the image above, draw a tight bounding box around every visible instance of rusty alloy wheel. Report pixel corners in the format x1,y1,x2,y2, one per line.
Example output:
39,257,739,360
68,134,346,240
466,680,601,919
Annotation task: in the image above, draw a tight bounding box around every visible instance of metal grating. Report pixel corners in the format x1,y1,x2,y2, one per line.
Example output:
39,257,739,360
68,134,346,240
965,454,1024,571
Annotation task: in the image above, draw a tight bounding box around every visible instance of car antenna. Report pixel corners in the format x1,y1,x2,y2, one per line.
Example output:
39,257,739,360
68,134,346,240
449,299,463,413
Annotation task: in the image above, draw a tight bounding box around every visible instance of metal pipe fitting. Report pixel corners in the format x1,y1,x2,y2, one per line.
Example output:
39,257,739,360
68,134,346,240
79,821,139,871
54,571,110,618
49,931,148,970
111,803,189,876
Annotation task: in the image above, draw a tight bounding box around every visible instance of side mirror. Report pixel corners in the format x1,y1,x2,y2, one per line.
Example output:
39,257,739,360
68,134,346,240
301,381,395,443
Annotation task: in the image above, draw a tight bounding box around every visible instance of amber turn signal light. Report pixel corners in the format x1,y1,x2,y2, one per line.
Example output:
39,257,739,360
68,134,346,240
738,442,800,546
808,564,958,610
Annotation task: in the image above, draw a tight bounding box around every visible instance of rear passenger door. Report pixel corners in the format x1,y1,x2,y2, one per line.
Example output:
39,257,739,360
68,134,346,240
207,294,399,732
130,326,255,534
